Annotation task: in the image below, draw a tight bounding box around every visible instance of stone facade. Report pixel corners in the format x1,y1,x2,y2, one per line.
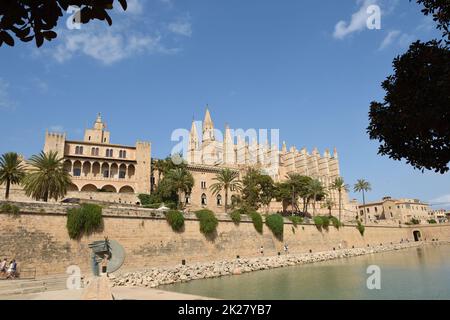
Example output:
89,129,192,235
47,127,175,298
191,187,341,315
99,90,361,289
1,201,449,277
358,196,431,224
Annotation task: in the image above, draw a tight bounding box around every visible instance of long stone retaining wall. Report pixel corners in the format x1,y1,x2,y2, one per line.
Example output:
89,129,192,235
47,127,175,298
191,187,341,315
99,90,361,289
0,201,449,277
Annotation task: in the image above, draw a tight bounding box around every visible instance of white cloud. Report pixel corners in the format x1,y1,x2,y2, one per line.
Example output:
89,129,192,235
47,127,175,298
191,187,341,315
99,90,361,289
430,194,450,209
52,28,178,65
35,1,190,65
379,30,400,50
168,21,192,37
0,79,16,111
416,15,435,32
126,0,143,15
333,0,380,39
379,30,415,50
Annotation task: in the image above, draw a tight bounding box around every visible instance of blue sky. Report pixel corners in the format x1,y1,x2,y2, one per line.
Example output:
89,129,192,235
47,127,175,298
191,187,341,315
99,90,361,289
0,0,448,208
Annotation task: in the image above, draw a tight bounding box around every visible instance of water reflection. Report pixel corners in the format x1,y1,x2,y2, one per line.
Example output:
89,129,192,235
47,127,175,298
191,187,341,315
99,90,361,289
160,245,450,300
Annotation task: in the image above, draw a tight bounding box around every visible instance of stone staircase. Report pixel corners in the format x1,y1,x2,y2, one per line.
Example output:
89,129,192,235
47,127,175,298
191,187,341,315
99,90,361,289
0,275,69,298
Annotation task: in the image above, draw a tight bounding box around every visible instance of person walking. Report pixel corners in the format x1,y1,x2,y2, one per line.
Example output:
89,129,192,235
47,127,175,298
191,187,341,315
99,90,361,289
6,260,17,279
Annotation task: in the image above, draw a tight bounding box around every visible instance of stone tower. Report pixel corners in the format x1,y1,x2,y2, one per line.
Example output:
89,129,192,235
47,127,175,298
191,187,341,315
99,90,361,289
84,113,110,144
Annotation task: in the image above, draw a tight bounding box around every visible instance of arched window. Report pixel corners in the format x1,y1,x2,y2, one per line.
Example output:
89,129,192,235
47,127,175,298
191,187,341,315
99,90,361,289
217,195,222,206
75,146,80,154
122,150,126,158
201,181,207,189
201,193,207,206
109,149,113,157
79,146,83,154
185,194,191,204
91,147,96,156
96,148,99,156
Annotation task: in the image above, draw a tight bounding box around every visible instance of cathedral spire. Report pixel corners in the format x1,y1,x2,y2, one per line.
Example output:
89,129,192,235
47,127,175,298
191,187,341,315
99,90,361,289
202,107,215,141
190,120,199,149
203,107,214,131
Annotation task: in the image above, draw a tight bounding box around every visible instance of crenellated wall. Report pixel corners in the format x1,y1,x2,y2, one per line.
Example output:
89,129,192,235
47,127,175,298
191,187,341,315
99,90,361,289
1,201,449,278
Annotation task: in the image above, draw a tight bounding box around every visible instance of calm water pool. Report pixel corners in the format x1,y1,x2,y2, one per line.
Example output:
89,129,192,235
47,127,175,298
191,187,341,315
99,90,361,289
160,244,450,300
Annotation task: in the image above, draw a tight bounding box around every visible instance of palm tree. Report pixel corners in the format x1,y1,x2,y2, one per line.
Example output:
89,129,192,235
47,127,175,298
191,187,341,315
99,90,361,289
322,198,336,216
22,151,71,202
0,152,25,200
209,168,242,213
354,179,372,223
165,167,194,210
331,177,349,222
308,179,326,217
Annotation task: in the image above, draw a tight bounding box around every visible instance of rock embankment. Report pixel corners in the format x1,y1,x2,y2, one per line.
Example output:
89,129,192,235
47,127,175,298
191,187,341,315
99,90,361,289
110,242,421,288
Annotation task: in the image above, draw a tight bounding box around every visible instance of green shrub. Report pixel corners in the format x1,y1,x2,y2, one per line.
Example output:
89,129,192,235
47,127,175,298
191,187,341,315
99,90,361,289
356,220,365,236
0,203,20,216
249,211,263,233
81,204,102,234
321,216,330,231
195,209,218,235
428,219,437,224
411,218,420,225
266,214,284,239
166,210,185,231
66,204,103,239
314,216,323,231
138,194,153,205
1,203,12,213
330,216,342,229
289,216,303,227
230,210,241,224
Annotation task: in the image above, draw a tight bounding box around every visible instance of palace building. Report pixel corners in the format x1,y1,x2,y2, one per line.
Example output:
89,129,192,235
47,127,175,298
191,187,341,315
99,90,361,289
44,114,151,204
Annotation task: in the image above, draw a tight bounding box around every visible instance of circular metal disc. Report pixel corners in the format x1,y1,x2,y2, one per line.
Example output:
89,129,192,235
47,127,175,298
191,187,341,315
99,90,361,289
106,240,126,273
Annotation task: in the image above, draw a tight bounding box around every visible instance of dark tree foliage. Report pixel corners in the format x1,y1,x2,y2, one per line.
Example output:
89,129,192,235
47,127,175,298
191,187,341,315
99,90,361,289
414,0,450,45
369,1,450,173
368,40,450,173
0,0,128,47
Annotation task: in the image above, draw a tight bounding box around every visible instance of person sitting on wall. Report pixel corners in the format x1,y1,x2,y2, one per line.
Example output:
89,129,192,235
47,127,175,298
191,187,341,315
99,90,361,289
6,260,17,279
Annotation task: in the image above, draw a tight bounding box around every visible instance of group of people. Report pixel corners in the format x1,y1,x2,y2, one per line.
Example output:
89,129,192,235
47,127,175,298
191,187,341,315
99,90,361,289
259,244,289,256
0,258,17,279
